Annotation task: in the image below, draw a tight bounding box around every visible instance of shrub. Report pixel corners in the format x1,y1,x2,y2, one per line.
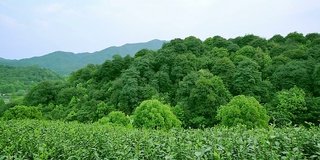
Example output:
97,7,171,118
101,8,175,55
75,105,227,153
133,99,181,129
217,95,269,128
98,111,129,126
2,105,42,120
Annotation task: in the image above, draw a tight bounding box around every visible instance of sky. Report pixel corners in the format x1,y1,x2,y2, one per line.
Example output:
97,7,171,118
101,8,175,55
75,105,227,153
0,0,320,60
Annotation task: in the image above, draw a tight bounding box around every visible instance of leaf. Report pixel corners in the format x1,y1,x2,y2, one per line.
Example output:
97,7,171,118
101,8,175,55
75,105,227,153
195,151,202,157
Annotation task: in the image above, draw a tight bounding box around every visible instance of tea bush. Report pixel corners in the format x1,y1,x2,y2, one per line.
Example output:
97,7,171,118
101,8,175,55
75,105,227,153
0,120,319,159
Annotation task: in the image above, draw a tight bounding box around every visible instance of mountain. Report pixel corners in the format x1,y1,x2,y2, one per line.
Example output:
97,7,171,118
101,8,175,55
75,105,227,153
0,39,165,75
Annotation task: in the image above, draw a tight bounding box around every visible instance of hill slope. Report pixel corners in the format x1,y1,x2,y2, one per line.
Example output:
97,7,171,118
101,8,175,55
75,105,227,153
0,39,165,75
0,65,64,94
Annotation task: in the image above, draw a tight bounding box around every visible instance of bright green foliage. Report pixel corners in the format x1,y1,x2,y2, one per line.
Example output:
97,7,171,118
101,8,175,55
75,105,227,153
95,102,114,119
0,120,319,159
133,99,181,129
2,105,42,120
203,35,232,49
217,95,270,128
98,111,129,126
235,45,257,58
270,86,307,125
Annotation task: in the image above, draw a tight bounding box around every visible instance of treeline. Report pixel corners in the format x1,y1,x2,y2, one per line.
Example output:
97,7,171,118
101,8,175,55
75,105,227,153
2,32,320,128
0,65,64,94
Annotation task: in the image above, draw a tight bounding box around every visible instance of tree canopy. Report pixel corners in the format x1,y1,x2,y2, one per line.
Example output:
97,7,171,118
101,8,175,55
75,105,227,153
1,32,320,128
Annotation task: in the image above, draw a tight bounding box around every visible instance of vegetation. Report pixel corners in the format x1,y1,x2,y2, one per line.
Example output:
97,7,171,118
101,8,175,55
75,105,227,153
98,111,130,126
1,32,320,158
0,65,63,94
4,31,317,128
2,105,42,120
217,95,270,129
133,99,181,129
0,120,319,159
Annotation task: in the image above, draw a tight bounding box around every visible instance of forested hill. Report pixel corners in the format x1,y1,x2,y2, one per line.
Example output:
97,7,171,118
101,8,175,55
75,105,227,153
0,39,165,75
16,32,320,128
0,65,64,94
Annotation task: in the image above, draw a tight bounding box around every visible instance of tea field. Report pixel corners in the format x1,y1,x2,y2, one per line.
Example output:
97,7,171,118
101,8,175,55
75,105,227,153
0,120,319,159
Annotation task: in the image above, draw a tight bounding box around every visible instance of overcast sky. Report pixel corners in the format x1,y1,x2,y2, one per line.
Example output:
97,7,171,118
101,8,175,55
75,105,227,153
1,0,320,59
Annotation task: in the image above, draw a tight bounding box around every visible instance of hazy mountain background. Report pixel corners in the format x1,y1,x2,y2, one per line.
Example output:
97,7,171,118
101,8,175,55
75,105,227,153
0,39,165,75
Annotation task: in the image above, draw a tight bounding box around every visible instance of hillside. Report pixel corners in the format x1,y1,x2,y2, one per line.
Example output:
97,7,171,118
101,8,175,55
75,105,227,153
0,65,64,94
0,39,165,75
14,32,320,128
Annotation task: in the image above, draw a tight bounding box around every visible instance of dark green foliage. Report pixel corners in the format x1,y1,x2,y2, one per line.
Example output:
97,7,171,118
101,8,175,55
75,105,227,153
269,34,285,43
230,59,263,98
133,99,181,129
285,32,306,44
211,57,235,88
176,70,231,127
23,80,67,106
217,95,270,128
271,61,311,91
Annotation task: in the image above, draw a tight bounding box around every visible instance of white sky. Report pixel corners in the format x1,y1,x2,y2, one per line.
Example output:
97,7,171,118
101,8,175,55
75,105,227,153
0,0,320,59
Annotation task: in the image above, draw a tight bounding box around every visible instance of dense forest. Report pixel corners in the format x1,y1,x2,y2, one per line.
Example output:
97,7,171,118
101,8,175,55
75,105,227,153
1,32,320,129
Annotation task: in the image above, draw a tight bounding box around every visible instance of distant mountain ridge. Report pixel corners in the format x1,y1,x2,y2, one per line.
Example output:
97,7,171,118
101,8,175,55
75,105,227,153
0,39,166,75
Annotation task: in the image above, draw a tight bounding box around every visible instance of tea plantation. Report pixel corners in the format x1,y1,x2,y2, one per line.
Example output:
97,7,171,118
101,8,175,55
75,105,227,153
0,120,319,159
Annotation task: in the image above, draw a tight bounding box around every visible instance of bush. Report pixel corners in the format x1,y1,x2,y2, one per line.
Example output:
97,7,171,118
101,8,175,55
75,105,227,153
2,105,42,120
98,111,130,126
217,95,270,128
133,99,181,129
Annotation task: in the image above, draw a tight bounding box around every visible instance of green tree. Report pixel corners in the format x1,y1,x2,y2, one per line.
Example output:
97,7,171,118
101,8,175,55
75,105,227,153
203,36,232,49
269,34,285,44
285,32,306,44
69,64,98,85
234,46,257,58
184,36,205,56
171,53,198,82
23,80,67,106
312,63,320,96
211,57,235,89
95,102,114,119
176,70,231,127
217,95,270,129
269,86,307,125
230,59,262,97
133,99,181,129
271,61,311,91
